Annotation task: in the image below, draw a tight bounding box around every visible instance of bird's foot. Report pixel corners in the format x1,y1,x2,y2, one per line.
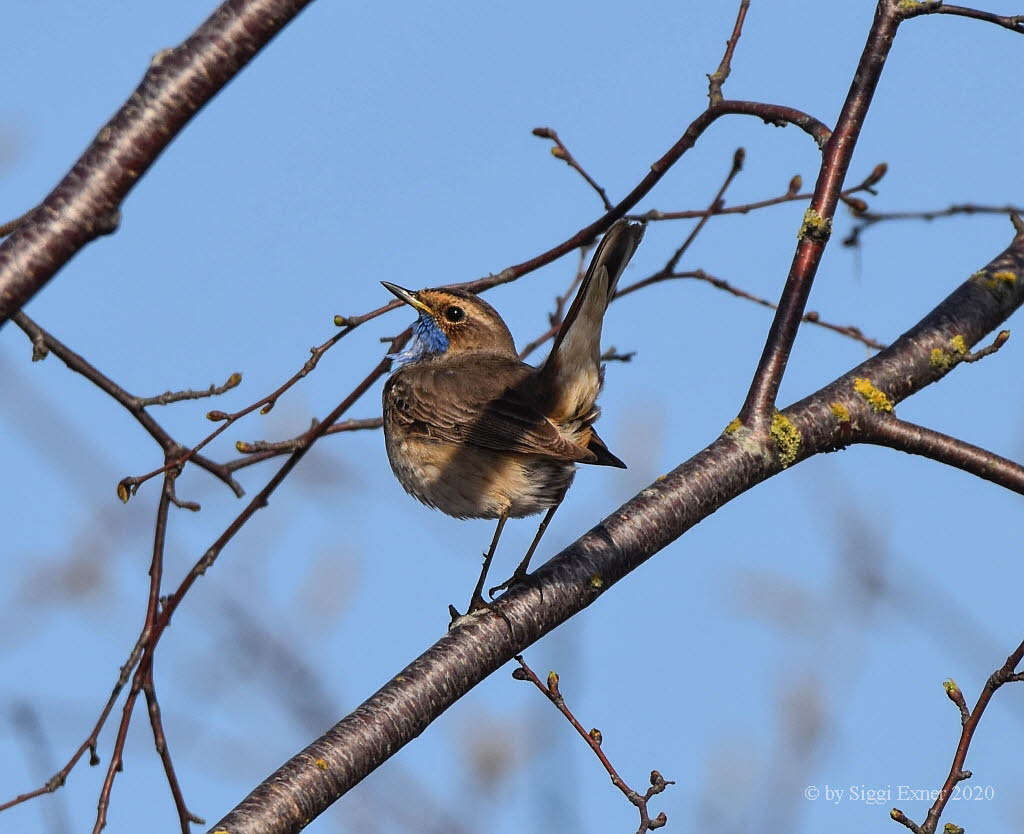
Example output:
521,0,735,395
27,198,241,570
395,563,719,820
448,595,513,634
447,594,490,622
487,568,534,600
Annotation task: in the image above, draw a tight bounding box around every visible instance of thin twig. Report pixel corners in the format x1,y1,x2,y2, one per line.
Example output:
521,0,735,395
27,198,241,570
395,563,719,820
144,666,205,832
844,203,1024,247
513,657,673,834
226,417,383,471
94,662,145,833
0,208,34,237
617,268,886,350
12,312,243,499
6,704,72,831
117,325,357,498
963,329,1010,362
532,127,613,211
891,640,1024,834
933,4,1024,33
632,161,887,223
137,374,242,407
665,146,745,274
0,633,150,812
898,1,1024,34
141,475,202,832
92,473,179,834
707,0,751,104
859,412,1024,495
519,321,561,361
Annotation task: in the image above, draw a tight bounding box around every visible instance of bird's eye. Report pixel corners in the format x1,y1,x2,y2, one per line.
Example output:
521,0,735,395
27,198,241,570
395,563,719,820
443,305,466,323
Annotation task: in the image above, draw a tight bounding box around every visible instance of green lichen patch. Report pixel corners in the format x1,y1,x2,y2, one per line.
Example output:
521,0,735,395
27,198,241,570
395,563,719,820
798,208,832,243
930,335,969,372
973,269,1018,292
853,377,893,412
829,402,851,422
770,412,801,468
723,417,743,435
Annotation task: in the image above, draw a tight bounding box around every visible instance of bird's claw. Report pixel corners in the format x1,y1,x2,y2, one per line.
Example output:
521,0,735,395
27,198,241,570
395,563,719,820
487,570,530,600
448,595,514,634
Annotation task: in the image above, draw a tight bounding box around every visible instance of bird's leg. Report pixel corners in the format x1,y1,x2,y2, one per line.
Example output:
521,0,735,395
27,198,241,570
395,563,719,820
449,513,508,623
488,502,560,598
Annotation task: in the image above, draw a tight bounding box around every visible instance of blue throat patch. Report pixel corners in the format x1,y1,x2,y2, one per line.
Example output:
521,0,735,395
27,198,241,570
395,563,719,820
387,314,449,366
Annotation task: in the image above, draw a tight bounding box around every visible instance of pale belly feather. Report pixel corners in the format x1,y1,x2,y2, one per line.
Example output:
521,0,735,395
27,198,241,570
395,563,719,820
385,434,576,520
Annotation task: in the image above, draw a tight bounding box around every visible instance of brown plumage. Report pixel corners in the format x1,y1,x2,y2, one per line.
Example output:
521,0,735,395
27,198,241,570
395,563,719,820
381,220,644,614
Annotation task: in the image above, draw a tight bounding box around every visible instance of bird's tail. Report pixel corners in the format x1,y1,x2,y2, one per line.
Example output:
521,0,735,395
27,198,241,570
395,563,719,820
538,219,644,425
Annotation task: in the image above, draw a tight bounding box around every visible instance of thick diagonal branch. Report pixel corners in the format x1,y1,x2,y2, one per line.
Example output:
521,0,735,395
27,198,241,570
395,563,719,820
0,0,315,325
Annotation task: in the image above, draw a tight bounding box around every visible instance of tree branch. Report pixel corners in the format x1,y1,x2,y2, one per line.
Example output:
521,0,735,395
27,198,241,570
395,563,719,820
226,418,383,472
512,657,673,833
859,412,1024,494
706,0,750,105
531,127,614,211
738,0,903,428
632,161,887,223
664,147,746,274
0,0,317,325
843,202,1024,247
904,3,1024,34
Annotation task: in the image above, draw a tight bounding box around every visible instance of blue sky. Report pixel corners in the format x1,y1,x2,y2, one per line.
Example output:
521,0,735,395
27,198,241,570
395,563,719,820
2,2,1023,832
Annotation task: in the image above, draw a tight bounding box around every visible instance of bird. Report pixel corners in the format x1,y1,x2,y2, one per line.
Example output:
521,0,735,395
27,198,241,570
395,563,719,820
381,219,644,618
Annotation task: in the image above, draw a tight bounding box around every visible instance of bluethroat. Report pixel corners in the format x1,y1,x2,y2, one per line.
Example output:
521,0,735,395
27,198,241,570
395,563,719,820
381,220,644,617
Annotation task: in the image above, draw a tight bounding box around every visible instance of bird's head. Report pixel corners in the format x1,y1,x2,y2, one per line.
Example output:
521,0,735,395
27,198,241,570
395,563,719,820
381,283,516,365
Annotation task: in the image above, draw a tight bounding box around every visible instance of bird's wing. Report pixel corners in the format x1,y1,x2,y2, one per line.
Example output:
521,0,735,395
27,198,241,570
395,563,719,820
385,358,596,463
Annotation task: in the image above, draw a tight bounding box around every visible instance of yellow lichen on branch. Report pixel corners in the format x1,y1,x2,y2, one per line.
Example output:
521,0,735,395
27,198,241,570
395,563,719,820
853,377,893,412
770,412,801,468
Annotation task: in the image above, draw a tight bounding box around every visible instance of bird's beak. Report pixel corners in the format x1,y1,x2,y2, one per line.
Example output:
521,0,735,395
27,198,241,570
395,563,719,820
381,281,432,315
